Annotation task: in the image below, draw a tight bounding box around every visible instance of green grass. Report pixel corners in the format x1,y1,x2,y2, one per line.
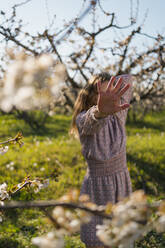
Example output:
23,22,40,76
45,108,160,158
126,110,165,199
0,109,165,247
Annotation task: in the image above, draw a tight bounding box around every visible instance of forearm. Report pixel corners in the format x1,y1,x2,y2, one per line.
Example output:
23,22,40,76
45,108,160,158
76,105,109,135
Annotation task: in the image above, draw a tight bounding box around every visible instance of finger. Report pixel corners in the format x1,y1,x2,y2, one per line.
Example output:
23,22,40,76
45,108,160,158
97,81,102,94
106,76,116,92
113,77,123,93
117,83,130,98
117,103,130,111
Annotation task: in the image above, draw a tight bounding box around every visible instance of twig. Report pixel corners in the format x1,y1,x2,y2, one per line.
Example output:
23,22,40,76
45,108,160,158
0,29,39,55
0,132,23,146
12,0,32,9
11,181,31,195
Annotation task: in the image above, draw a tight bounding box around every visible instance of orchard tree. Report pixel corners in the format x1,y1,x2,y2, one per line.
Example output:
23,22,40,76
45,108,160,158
0,0,164,121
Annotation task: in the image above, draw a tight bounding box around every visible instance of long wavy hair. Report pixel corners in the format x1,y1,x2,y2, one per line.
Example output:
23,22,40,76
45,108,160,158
69,72,111,138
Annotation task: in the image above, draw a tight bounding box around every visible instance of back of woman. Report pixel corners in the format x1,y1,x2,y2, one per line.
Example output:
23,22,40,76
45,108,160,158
70,72,133,248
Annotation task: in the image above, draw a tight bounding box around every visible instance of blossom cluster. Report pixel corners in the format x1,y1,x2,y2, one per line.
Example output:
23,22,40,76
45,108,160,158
96,190,165,248
0,132,24,155
0,50,66,112
0,178,50,202
29,178,50,193
32,229,68,248
0,183,10,222
30,189,163,248
52,189,92,233
15,176,50,195
0,177,49,222
32,189,92,248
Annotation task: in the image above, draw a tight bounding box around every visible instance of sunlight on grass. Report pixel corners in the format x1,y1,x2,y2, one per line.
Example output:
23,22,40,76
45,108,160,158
0,110,165,247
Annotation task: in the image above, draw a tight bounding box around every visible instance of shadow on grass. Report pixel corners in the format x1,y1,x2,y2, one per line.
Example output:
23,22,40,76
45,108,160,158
127,119,165,132
128,153,165,196
135,230,165,248
0,238,21,248
126,109,165,132
0,114,72,139
1,208,39,248
1,109,165,139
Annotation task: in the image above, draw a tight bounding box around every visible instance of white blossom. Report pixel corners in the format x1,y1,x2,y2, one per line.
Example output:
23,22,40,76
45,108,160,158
51,193,92,233
30,179,49,193
53,207,65,219
32,230,66,248
96,190,153,247
0,183,10,200
154,216,165,233
69,219,81,233
0,146,9,155
37,54,54,69
0,52,66,112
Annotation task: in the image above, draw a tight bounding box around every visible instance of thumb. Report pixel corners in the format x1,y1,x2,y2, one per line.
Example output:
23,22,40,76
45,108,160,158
118,103,130,111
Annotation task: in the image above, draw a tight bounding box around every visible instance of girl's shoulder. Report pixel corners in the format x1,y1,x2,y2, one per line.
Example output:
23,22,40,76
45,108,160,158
76,106,97,124
75,110,86,125
76,110,86,119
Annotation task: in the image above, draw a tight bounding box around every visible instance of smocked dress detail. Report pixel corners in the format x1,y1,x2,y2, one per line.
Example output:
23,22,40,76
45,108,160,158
76,75,133,247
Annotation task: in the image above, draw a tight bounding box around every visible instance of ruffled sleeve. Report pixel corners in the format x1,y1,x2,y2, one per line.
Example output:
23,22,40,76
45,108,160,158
115,74,133,125
76,105,110,136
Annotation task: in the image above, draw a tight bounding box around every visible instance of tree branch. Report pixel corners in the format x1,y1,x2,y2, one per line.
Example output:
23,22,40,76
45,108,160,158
0,28,39,55
0,200,113,220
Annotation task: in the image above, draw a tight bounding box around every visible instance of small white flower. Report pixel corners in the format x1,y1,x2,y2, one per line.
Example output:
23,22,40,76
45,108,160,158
0,215,3,222
69,219,81,232
0,183,10,200
31,178,49,193
53,206,65,219
32,231,65,248
65,210,75,220
0,146,9,155
36,141,40,146
155,216,165,233
6,164,10,169
160,132,164,137
57,217,66,225
17,183,22,188
96,229,111,245
43,179,49,188
37,54,54,69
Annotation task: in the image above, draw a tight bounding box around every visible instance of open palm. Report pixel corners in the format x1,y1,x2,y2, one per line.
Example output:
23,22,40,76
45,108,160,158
97,76,131,115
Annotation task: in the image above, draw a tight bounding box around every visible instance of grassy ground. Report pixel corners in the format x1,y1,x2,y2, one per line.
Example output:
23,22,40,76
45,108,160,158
0,109,165,248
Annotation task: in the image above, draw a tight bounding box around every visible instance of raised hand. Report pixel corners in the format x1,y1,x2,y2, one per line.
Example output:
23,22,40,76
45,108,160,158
97,76,131,115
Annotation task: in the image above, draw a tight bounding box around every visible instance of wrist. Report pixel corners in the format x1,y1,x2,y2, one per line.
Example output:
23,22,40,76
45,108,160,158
94,106,109,119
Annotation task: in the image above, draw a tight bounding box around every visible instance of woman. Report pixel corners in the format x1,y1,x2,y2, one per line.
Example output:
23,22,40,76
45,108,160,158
70,72,133,248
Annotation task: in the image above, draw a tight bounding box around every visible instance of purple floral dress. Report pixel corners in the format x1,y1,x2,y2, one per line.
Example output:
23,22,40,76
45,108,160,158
76,75,133,247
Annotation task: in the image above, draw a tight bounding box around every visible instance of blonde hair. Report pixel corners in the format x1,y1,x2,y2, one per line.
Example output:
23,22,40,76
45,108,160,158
69,72,111,138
